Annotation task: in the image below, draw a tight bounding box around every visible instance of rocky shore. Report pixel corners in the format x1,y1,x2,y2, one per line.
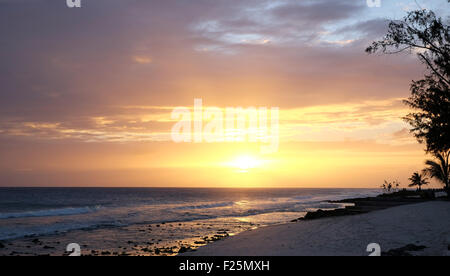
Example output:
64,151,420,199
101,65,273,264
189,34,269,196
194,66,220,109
0,219,253,256
292,190,444,222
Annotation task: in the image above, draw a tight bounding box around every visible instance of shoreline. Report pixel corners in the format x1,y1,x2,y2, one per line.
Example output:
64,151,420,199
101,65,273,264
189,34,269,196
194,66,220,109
1,190,446,256
293,190,438,221
183,191,450,256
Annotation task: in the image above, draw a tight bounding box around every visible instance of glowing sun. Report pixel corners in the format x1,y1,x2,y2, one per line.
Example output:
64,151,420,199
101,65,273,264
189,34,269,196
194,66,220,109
228,155,264,171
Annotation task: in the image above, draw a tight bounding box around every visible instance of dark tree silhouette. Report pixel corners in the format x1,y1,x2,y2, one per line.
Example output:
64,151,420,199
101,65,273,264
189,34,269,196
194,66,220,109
424,151,449,191
408,171,429,191
381,180,400,194
366,4,450,155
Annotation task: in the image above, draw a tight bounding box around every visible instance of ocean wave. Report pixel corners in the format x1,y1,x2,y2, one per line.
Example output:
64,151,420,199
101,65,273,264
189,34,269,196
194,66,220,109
0,206,100,219
0,189,381,241
172,202,235,210
0,219,123,241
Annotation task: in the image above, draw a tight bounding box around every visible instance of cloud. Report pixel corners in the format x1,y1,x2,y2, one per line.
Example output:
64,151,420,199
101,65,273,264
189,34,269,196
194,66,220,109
132,56,153,64
0,0,432,144
270,0,365,24
191,0,368,49
0,97,413,148
2,0,444,188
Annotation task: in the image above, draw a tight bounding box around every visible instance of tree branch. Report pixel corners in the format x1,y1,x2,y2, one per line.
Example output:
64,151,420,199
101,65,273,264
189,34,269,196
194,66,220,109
418,53,450,86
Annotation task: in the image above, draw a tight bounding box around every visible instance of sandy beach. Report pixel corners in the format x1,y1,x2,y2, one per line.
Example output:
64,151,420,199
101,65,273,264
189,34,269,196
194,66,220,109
184,201,450,256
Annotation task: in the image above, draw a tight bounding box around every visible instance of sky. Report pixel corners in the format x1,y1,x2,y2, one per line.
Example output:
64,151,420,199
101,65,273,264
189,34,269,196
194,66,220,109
0,0,449,188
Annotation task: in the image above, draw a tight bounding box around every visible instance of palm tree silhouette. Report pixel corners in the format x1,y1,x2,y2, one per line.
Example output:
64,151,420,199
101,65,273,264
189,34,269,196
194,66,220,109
423,152,449,193
408,172,429,192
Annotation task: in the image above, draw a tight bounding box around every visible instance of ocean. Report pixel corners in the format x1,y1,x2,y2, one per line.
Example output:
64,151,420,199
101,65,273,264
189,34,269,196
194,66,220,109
0,188,380,242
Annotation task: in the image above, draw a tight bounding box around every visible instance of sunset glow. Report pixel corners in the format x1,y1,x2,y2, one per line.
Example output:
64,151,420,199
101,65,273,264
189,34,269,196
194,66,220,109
227,156,265,172
0,0,448,189
2,0,450,261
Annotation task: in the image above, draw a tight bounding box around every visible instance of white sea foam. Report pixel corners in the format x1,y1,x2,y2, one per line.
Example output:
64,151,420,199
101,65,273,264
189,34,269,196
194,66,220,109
0,207,99,219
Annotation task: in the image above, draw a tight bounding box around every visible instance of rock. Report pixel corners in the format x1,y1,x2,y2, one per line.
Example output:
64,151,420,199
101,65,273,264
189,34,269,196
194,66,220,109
402,244,427,251
178,246,190,254
160,248,174,254
194,241,206,245
0,242,4,249
31,239,40,244
382,244,427,256
300,208,356,220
